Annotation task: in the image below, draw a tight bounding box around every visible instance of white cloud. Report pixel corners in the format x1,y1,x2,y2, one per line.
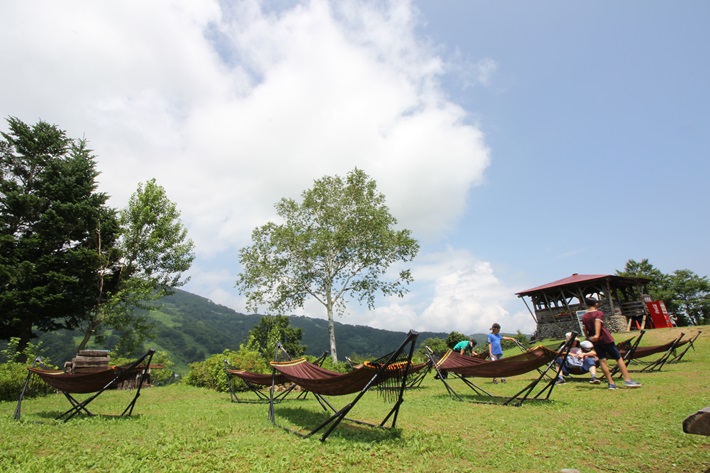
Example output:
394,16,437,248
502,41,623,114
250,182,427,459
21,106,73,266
1,0,523,336
336,248,536,335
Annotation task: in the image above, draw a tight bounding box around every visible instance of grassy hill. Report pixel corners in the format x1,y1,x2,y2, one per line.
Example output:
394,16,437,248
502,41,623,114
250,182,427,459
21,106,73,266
37,289,460,374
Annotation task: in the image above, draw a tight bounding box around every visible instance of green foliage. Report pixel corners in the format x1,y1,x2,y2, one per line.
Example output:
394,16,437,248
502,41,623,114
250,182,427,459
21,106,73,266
617,258,709,326
445,331,467,348
78,178,196,354
111,350,175,386
0,338,55,402
236,168,419,362
246,315,305,359
314,355,350,374
183,346,267,392
417,337,449,358
0,117,114,355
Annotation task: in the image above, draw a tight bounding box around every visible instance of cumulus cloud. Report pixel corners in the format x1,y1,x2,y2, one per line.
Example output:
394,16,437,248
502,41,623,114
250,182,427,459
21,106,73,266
0,0,535,335
356,248,536,335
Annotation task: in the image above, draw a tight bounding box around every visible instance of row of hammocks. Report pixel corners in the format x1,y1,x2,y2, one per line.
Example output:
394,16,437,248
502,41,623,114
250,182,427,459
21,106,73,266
14,329,701,441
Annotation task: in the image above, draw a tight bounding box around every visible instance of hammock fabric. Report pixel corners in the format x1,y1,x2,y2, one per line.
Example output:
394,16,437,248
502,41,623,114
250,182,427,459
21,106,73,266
26,365,151,394
270,359,428,396
621,340,679,360
427,335,578,406
224,351,329,404
15,349,155,422
612,330,691,374
435,346,559,378
226,369,287,387
268,330,420,442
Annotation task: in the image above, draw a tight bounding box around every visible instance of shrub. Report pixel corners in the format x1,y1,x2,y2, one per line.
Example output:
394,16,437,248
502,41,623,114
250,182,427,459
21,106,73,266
0,338,55,402
112,350,176,386
183,346,267,392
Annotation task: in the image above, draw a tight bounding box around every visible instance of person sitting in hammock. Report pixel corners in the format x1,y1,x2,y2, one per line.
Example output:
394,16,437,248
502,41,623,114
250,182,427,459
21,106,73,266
555,337,600,384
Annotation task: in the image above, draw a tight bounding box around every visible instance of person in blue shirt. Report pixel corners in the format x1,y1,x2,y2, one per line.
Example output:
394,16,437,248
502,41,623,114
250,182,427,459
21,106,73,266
452,339,477,355
488,323,516,384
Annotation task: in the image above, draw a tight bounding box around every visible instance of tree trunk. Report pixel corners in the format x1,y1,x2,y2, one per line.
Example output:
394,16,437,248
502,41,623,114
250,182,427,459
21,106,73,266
327,304,338,363
77,321,97,351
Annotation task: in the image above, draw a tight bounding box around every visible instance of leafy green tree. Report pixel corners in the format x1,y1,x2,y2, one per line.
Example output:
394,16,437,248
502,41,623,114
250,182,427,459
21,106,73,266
445,331,467,348
245,315,306,360
77,178,195,354
0,117,114,356
616,258,673,302
418,337,449,357
667,269,709,326
236,168,419,362
617,258,709,326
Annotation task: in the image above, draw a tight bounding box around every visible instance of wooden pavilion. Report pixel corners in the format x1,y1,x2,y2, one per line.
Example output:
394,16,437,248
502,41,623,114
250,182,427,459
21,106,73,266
516,273,652,339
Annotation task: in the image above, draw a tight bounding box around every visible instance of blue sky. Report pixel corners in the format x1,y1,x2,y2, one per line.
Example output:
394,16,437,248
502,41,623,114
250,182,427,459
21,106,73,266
1,1,707,336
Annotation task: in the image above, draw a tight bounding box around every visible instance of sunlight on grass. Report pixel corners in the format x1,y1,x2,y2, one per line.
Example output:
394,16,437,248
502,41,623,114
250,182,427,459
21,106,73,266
1,327,708,472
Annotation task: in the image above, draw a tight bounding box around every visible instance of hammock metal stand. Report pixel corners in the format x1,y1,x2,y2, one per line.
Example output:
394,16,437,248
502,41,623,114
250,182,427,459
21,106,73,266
669,331,701,364
618,332,685,374
268,330,419,442
14,349,155,422
609,330,647,376
224,351,328,404
426,333,577,407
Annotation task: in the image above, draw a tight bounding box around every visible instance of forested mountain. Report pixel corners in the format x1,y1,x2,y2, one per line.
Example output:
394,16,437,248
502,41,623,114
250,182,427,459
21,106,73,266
37,289,453,373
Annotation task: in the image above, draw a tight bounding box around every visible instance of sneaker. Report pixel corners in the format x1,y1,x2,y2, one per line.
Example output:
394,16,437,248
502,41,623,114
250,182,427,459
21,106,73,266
608,383,617,390
624,380,642,388
556,377,566,385
492,379,498,384
501,378,507,384
589,377,601,384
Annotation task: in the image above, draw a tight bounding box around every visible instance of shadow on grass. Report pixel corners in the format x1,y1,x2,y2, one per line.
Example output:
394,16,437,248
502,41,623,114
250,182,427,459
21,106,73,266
20,410,143,422
273,406,402,442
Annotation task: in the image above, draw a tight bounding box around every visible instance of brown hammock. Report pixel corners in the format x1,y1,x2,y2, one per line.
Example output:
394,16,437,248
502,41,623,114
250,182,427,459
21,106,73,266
270,359,428,396
224,352,328,404
268,330,419,442
15,349,155,422
226,369,287,386
427,335,577,406
617,331,687,373
26,367,125,394
435,346,558,378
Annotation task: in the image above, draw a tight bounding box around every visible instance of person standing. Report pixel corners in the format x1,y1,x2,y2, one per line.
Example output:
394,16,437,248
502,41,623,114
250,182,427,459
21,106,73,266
488,323,516,384
452,339,477,355
581,298,641,390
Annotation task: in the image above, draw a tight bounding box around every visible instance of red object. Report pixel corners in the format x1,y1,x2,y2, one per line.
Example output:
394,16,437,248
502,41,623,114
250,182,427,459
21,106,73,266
646,301,673,328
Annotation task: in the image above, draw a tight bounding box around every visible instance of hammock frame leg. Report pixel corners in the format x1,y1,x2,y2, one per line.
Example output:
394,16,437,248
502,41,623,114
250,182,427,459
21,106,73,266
610,330,646,376
428,334,577,407
18,349,155,422
638,333,685,373
670,331,701,363
425,347,466,401
57,349,155,422
269,330,419,442
13,358,42,421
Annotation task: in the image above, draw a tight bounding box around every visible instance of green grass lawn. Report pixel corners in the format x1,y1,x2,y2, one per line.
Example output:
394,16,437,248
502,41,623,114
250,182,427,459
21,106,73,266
1,327,708,472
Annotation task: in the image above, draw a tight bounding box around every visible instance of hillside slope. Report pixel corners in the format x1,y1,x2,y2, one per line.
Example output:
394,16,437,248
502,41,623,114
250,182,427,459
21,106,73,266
38,289,454,373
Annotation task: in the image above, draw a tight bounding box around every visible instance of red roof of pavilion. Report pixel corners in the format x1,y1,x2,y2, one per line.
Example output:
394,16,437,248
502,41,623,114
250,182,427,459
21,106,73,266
516,273,612,296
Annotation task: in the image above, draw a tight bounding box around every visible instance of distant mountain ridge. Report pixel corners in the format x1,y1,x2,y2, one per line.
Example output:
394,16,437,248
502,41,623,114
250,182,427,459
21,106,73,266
38,289,456,374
